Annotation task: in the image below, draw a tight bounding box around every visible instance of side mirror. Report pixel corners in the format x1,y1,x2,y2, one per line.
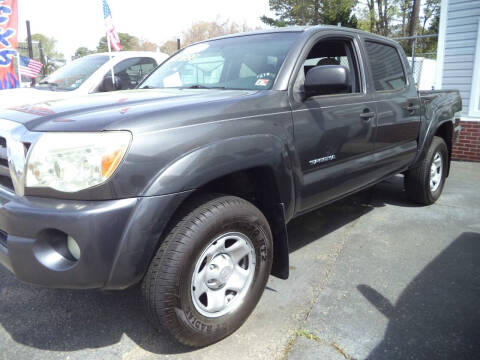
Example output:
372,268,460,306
102,75,122,92
304,65,350,97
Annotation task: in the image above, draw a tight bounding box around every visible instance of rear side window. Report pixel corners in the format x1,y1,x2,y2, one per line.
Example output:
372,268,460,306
365,41,406,91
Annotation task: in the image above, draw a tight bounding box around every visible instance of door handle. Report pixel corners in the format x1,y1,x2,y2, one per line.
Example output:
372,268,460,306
360,111,375,121
406,104,418,113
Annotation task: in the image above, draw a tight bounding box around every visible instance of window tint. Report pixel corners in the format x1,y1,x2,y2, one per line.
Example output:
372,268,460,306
110,57,157,90
365,41,406,91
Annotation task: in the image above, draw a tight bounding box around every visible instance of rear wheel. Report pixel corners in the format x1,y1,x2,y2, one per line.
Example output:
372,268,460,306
404,136,448,205
141,194,273,347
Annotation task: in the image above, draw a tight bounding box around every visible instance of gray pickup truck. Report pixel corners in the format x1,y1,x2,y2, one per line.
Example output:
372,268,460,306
0,26,461,347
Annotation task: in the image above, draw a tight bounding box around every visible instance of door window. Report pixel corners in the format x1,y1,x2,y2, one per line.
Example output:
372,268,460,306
365,41,406,91
108,57,157,90
296,38,361,96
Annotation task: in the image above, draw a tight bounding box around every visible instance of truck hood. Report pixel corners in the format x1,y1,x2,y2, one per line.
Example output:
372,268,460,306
0,88,263,132
0,87,70,110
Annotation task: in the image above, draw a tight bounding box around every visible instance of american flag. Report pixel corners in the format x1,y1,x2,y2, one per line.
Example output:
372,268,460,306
19,56,43,79
103,0,122,51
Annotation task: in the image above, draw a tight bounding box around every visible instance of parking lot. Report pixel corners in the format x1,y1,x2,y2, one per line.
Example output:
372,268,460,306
1,161,479,360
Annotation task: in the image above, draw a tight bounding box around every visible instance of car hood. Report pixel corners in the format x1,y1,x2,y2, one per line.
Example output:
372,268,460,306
0,88,264,132
0,87,71,110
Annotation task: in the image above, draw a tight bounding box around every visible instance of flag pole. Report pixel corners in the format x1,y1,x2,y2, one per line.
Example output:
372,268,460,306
16,51,22,86
106,34,115,83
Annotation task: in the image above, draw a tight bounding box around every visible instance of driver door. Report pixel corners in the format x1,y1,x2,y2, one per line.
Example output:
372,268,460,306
291,35,377,214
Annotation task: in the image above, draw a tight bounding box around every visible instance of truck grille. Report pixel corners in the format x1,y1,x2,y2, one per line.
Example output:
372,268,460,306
0,135,14,191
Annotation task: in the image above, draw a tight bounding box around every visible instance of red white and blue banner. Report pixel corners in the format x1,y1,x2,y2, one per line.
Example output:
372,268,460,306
103,0,122,51
0,0,18,90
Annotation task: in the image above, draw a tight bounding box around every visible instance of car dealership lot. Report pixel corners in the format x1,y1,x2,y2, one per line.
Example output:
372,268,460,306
1,161,478,360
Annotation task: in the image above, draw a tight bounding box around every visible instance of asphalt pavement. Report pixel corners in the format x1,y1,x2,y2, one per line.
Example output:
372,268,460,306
0,161,479,360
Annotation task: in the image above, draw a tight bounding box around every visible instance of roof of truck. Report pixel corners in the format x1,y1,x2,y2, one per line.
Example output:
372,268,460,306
204,25,394,44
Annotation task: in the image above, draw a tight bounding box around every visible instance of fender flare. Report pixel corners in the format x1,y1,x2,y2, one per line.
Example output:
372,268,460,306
142,134,295,280
143,134,296,212
413,109,455,170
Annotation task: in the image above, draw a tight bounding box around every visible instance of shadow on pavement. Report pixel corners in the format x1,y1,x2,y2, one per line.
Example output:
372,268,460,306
0,275,189,354
359,232,480,360
0,175,419,355
287,174,417,253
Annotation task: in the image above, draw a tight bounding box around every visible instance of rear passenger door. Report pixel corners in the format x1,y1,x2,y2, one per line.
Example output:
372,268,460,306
362,39,421,176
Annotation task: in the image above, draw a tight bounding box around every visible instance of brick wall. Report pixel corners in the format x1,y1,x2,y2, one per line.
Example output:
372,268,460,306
452,121,480,162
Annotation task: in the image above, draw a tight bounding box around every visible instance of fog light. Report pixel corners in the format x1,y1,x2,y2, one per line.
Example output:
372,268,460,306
67,236,81,260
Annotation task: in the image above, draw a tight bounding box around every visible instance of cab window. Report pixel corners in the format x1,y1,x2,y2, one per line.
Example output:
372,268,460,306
296,38,361,96
365,41,406,91
105,57,157,90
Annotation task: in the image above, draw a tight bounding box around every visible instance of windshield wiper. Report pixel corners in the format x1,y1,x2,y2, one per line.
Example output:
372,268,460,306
184,85,225,89
139,85,158,89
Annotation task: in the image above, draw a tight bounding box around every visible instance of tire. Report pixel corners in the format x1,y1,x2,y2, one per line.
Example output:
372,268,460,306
404,136,448,205
141,194,273,347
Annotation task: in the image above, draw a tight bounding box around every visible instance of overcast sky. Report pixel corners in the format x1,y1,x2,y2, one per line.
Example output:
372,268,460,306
17,0,273,59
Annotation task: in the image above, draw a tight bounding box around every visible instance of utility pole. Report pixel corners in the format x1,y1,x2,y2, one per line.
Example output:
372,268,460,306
38,41,45,76
177,38,181,50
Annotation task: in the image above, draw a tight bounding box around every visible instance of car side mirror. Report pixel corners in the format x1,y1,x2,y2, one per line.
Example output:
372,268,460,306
304,65,350,97
102,75,122,92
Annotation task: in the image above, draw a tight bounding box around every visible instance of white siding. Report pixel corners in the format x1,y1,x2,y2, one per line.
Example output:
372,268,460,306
441,0,480,117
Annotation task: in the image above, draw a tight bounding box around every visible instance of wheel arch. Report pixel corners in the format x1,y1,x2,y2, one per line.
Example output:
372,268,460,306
152,166,292,280
413,118,454,176
141,135,295,280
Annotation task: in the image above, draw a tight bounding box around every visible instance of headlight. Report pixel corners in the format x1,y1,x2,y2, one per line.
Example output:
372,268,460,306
26,131,131,193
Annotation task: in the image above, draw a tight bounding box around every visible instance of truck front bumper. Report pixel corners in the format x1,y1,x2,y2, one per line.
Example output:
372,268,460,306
0,187,193,289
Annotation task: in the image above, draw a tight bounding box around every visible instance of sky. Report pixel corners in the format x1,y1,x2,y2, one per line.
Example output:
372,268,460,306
17,0,274,60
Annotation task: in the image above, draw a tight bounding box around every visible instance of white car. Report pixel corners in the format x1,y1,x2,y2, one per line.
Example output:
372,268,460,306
0,51,168,109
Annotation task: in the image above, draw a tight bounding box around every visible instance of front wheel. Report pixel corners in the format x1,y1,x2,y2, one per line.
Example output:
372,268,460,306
141,194,273,347
404,136,448,205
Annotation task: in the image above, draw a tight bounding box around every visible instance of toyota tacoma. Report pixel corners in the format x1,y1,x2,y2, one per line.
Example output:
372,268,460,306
0,26,461,347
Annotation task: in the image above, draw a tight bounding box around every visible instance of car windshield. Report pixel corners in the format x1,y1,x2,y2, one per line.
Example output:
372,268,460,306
140,33,300,91
36,55,110,91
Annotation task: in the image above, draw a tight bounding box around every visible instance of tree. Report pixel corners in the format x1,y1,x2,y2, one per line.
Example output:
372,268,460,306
408,0,421,39
17,33,64,75
158,19,258,56
159,39,179,55
321,0,358,27
261,0,314,26
138,39,159,52
30,33,64,60
181,19,255,46
96,33,140,52
73,47,94,59
261,0,358,28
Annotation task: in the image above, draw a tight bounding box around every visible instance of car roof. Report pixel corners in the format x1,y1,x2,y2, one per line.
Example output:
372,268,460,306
202,25,396,45
88,51,168,59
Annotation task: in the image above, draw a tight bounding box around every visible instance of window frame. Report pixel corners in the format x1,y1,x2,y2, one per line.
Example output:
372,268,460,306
468,19,480,119
362,39,409,93
289,33,366,101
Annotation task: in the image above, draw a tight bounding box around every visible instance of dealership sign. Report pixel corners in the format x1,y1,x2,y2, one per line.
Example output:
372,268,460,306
0,0,18,90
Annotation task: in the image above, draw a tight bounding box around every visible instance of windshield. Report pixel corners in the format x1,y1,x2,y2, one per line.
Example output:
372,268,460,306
140,33,300,91
36,55,110,91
